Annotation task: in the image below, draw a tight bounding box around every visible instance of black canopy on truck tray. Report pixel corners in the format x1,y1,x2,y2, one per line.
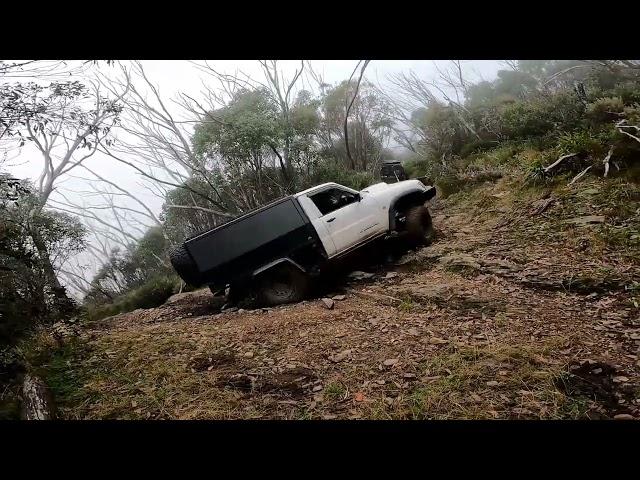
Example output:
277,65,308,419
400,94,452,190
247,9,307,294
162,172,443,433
186,197,308,272
170,196,323,289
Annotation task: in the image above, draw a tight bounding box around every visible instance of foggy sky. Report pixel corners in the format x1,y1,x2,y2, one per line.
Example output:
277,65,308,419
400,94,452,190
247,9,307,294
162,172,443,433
3,60,504,295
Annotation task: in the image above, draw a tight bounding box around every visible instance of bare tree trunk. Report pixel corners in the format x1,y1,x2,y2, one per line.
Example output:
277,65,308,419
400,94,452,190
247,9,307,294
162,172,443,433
28,214,75,317
344,60,370,170
22,374,55,420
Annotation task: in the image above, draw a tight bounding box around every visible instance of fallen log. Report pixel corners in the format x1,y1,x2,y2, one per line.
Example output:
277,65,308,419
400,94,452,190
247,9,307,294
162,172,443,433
568,165,593,185
543,153,578,173
22,374,55,420
616,120,640,144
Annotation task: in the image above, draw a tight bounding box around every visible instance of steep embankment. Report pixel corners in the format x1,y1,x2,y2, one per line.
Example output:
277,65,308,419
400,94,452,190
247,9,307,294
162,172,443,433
34,173,640,419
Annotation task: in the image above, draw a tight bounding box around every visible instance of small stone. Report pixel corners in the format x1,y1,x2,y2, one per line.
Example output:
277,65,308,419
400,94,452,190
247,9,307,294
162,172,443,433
237,308,246,314
383,358,399,367
384,272,399,279
244,351,254,358
330,349,352,363
498,370,508,376
332,294,347,301
321,298,335,309
613,376,629,383
348,270,375,280
322,414,337,420
312,385,323,392
486,381,500,387
613,414,634,420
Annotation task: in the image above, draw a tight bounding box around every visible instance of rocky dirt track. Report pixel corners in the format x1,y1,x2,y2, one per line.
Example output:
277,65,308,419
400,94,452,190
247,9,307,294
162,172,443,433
50,178,640,419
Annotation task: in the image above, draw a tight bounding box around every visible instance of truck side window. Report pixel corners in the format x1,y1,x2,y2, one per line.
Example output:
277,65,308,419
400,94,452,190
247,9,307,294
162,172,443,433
309,188,358,216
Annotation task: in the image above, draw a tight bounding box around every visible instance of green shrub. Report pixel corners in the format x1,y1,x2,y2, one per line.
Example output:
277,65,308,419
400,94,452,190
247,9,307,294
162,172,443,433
623,105,640,124
604,85,640,105
84,275,178,321
500,92,585,140
405,159,437,182
500,101,553,139
544,92,587,131
459,140,500,158
122,276,176,310
521,133,559,151
586,97,625,123
556,130,607,157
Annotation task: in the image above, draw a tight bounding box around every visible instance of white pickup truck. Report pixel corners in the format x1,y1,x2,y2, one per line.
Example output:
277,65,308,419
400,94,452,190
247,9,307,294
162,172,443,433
170,179,436,306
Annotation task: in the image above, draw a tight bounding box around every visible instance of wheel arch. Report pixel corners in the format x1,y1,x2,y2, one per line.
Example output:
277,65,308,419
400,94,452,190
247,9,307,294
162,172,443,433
252,257,307,279
388,186,436,231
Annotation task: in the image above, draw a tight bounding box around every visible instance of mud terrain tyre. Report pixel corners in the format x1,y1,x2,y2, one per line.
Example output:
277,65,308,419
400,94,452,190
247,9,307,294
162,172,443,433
256,265,309,307
405,205,434,246
169,244,200,286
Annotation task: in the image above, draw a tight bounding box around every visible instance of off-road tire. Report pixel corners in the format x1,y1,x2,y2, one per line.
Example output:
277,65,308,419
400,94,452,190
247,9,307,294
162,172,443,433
256,265,309,306
405,205,434,246
169,244,199,286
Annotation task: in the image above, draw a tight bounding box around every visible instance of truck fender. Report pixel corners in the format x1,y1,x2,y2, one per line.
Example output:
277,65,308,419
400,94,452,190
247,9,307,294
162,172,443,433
252,258,307,278
388,186,436,231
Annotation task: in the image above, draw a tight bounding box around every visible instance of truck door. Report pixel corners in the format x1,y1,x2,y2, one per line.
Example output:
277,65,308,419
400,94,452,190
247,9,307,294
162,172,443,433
296,195,337,257
308,186,384,255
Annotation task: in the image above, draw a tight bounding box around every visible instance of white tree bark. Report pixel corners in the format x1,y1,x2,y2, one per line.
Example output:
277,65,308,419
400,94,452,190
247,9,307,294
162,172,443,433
22,374,54,420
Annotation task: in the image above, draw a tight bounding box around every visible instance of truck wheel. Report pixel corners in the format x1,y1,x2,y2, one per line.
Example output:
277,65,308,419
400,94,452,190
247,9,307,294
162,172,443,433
405,205,434,245
257,266,309,306
169,244,199,286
